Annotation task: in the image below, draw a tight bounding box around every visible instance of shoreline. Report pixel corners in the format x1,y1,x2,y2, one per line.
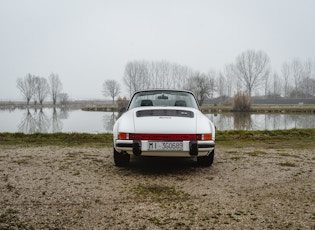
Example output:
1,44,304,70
1,99,315,114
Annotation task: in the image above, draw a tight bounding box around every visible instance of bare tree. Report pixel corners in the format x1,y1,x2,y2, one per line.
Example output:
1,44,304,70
219,64,235,98
291,58,302,98
149,60,193,89
299,78,315,97
300,58,314,97
16,73,36,105
233,92,252,112
271,72,282,98
116,96,129,110
281,58,315,98
59,93,70,106
263,73,270,97
123,61,149,97
150,61,169,89
184,72,215,105
288,58,315,98
170,63,193,89
281,62,291,98
206,70,216,99
123,60,194,97
49,73,62,105
234,50,271,96
102,80,121,104
216,73,226,98
34,76,50,105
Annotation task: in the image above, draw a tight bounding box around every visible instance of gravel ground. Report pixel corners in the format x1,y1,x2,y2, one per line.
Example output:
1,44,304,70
0,145,314,229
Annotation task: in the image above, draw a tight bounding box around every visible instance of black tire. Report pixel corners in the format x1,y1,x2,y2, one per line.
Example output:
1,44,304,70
197,150,214,167
114,148,130,167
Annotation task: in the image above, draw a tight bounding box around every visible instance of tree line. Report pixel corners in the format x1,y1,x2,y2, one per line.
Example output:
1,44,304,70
105,49,314,105
103,60,216,105
18,50,313,107
17,73,68,106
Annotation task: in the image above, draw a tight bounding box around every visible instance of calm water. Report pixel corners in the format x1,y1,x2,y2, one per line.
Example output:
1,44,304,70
0,108,314,134
0,108,115,134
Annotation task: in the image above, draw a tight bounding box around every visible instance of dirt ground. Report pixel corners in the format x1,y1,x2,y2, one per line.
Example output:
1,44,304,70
0,145,314,229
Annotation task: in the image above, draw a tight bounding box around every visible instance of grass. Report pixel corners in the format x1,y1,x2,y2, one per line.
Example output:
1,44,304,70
0,128,315,149
0,132,113,147
215,128,315,149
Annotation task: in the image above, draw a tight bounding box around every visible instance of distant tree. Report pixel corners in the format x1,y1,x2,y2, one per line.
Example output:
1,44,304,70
34,76,50,105
116,96,129,110
49,73,62,105
285,58,315,98
271,72,282,98
218,64,235,98
233,92,252,112
102,80,121,104
206,70,216,99
184,72,215,106
263,73,270,97
123,61,150,97
234,50,271,96
216,73,226,99
281,62,291,98
291,59,303,99
148,61,192,89
59,93,69,106
16,73,36,105
300,58,315,97
123,60,194,97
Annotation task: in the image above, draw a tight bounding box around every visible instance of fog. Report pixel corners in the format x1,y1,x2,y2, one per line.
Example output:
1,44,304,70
1,0,315,100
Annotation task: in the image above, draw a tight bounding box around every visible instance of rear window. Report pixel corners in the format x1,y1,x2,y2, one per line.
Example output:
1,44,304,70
128,90,199,110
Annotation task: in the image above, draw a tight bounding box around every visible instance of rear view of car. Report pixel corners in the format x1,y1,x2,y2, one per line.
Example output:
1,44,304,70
113,89,215,166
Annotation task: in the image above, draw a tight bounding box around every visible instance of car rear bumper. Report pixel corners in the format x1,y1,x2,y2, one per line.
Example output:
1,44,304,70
115,140,215,157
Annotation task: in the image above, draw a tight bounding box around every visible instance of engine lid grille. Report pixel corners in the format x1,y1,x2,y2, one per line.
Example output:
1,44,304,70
136,109,194,118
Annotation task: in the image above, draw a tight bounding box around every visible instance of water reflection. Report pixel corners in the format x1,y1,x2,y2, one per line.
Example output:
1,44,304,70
103,112,116,132
233,113,253,130
1,108,314,133
207,113,315,130
18,108,69,134
51,108,69,132
18,109,49,133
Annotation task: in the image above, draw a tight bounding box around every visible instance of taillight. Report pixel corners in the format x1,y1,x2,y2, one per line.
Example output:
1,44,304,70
118,133,135,140
196,133,212,140
203,133,212,140
118,132,127,140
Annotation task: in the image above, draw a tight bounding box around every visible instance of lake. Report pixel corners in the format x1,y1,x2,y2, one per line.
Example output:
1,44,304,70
0,108,315,134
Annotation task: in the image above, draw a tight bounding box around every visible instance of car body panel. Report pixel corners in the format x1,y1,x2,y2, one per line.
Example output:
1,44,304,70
133,106,197,134
113,89,215,160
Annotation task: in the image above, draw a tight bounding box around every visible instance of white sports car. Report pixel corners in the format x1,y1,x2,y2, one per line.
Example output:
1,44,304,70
113,89,215,166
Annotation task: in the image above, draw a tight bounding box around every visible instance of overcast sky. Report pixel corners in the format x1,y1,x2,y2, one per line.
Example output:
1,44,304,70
1,0,314,100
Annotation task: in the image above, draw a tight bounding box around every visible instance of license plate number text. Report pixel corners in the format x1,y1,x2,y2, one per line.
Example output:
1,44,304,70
148,142,183,151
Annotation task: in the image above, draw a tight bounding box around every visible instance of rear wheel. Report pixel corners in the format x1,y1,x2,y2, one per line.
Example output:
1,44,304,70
197,150,214,166
114,148,130,167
